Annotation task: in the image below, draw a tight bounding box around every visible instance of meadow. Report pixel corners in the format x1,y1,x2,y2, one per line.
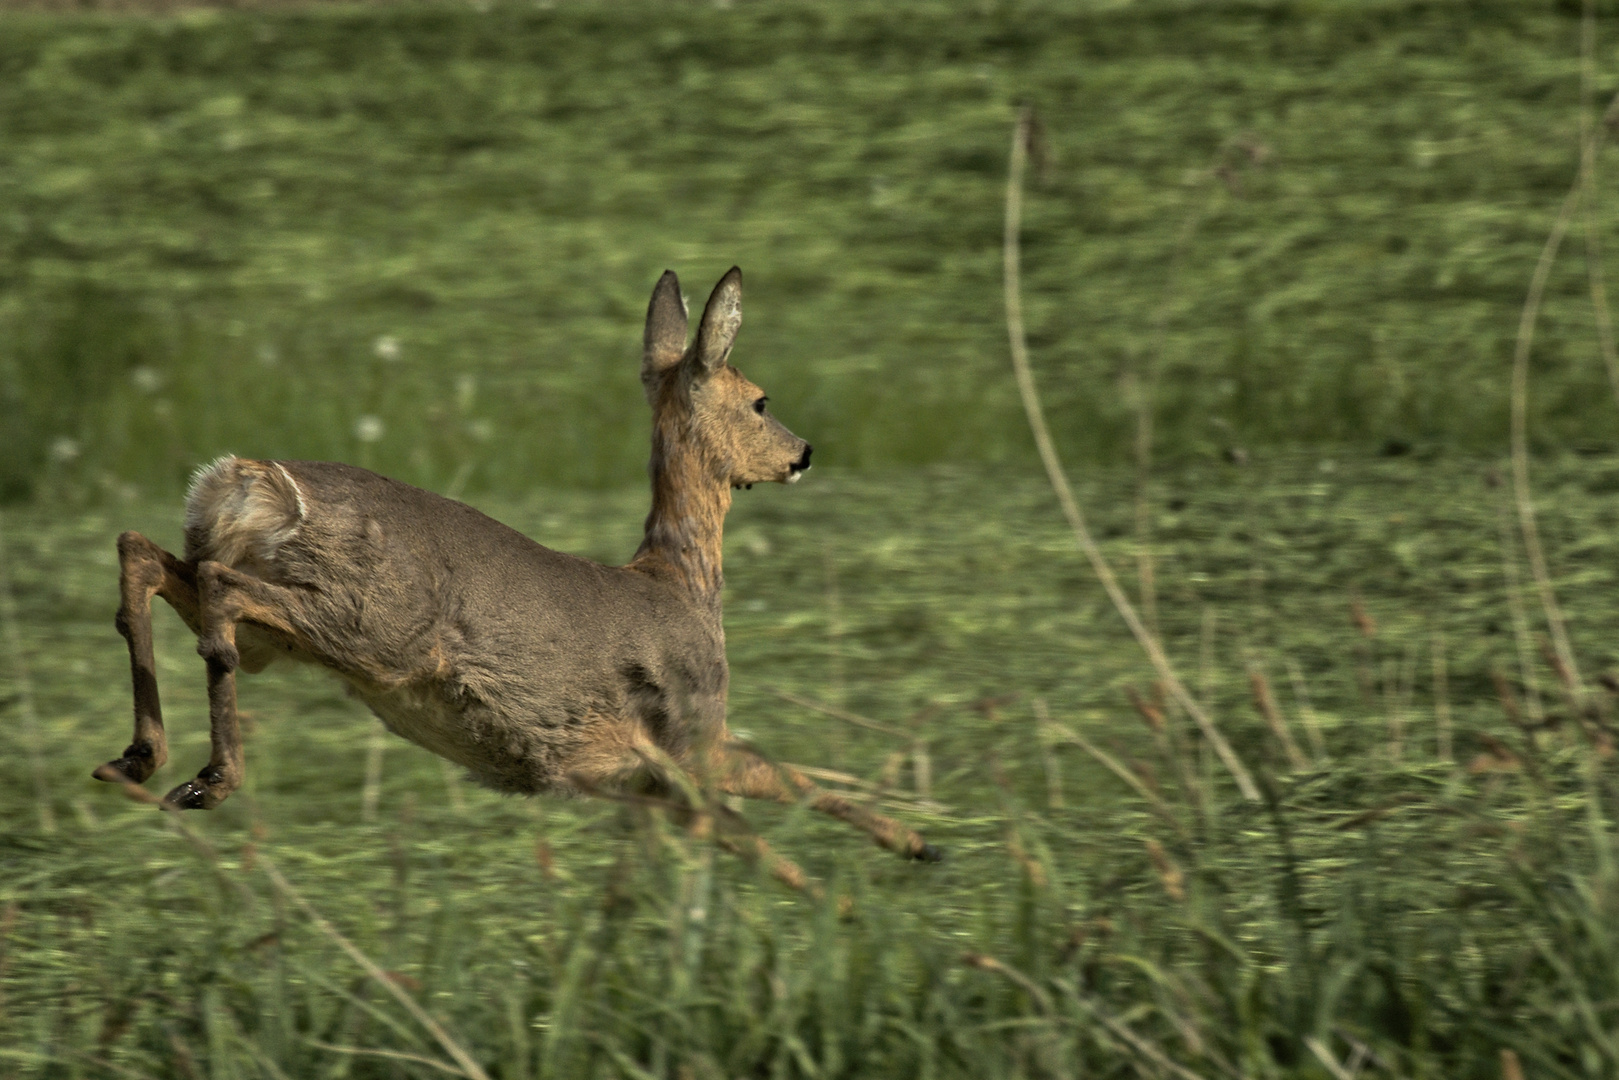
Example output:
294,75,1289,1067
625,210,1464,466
5,0,1619,500
7,455,1619,1078
6,0,1619,1077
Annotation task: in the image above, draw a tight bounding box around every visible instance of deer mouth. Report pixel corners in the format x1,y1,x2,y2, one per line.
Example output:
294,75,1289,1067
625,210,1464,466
786,444,813,482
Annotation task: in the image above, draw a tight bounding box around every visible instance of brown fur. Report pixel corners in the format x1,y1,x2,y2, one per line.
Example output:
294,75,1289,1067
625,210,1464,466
96,268,940,866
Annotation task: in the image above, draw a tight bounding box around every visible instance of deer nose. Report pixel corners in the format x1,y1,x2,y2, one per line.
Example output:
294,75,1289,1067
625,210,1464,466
793,445,813,472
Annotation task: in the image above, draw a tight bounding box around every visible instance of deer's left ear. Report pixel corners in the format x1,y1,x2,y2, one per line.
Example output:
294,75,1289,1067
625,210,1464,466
642,271,689,400
694,267,742,373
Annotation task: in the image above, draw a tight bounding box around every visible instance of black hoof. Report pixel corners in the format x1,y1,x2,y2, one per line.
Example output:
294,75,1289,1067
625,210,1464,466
94,744,159,784
162,778,222,810
911,843,944,863
94,760,142,784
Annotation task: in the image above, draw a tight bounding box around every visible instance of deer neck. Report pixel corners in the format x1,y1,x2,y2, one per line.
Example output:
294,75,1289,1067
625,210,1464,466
633,406,731,605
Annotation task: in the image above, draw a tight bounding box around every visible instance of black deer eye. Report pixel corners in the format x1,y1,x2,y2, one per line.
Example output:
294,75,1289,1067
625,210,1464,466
753,397,768,415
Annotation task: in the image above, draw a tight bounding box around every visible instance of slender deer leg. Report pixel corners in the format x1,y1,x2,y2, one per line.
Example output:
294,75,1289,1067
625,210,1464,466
570,741,817,893
95,532,201,785
163,561,304,809
710,747,942,862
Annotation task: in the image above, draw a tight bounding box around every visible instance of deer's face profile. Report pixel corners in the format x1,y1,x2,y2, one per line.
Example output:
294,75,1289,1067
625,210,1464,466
641,267,812,490
693,365,811,489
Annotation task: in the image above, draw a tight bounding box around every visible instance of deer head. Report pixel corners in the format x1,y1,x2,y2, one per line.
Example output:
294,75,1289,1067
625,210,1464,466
641,268,812,490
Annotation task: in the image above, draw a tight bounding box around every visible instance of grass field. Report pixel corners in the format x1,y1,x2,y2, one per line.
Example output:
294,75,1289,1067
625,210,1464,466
5,0,1619,501
8,0,1619,1076
6,453,1619,1077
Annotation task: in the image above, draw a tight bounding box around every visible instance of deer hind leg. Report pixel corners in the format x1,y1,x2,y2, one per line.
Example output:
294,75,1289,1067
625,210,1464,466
710,747,942,862
565,734,814,893
95,532,202,786
162,560,306,810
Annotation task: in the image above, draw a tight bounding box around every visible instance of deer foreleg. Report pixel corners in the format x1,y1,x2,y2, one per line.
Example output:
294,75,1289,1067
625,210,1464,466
163,561,302,809
711,749,942,862
95,532,200,785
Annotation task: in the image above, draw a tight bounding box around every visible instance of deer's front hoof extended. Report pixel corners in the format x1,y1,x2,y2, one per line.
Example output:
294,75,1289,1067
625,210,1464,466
93,743,163,784
162,774,231,810
910,842,944,863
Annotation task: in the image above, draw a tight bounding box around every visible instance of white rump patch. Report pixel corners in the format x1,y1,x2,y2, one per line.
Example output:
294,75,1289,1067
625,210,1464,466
184,455,306,567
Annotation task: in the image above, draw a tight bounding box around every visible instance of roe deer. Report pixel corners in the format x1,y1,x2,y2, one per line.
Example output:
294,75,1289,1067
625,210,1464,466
95,268,940,866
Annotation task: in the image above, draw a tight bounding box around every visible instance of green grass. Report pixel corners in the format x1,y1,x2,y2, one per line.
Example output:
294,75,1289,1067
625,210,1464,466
5,455,1619,1076
5,0,1619,501
9,0,1619,1075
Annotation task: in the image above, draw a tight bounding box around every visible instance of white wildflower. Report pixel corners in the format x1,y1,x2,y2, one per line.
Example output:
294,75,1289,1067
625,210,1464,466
373,335,401,362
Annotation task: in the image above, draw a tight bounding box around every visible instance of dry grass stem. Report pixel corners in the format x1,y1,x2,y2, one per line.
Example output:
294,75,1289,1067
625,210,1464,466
1002,822,1049,889
1145,838,1187,902
1492,471,1546,724
712,832,815,896
258,854,493,1080
1062,990,1214,1080
1044,718,1191,843
1284,657,1329,761
1004,104,1259,803
103,772,490,1080
1511,166,1588,707
961,952,1052,1015
1249,669,1309,770
1129,684,1203,809
307,1040,472,1077
1304,1037,1356,1080
771,688,909,740
785,763,942,813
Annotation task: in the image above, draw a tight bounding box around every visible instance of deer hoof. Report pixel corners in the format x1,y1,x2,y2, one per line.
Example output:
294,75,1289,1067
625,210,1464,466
94,744,161,784
911,842,944,863
162,776,226,810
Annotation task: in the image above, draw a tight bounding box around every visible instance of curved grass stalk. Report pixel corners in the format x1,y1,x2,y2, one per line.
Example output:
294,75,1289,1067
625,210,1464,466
1003,105,1259,803
1512,165,1588,707
1515,8,1619,711
108,774,489,1080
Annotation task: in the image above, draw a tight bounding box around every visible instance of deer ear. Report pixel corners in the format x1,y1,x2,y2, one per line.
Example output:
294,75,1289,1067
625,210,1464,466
694,267,742,373
642,271,688,390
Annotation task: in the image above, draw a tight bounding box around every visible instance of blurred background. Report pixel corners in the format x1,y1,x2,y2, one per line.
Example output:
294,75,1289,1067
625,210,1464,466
2,0,1615,504
9,2,1619,1078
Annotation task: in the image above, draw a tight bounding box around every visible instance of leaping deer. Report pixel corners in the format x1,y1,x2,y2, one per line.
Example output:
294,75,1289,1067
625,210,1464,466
96,268,940,868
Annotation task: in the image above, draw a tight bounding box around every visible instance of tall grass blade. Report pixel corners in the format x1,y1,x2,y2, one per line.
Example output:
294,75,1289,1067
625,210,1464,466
1002,105,1259,803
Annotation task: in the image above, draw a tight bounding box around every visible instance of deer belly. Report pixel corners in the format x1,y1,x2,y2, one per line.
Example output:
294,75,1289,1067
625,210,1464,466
346,677,556,793
234,624,290,674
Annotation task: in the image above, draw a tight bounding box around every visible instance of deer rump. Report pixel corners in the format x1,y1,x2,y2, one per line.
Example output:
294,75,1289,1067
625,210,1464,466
187,455,722,797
